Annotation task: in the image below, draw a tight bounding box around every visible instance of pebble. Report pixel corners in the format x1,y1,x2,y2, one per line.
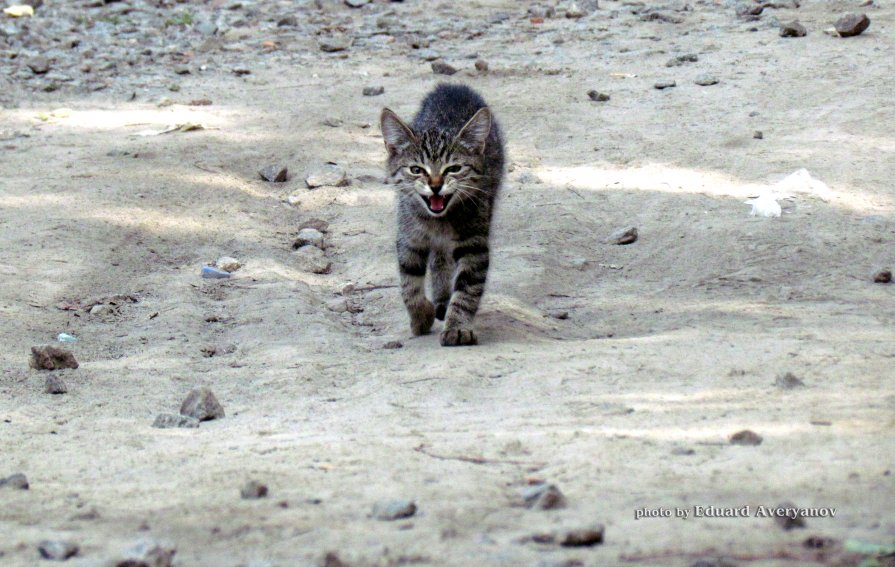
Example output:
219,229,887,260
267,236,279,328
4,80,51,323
294,228,325,249
372,499,417,520
671,447,695,456
322,552,348,567
306,164,348,188
152,413,200,429
735,2,763,17
179,387,225,421
0,473,29,490
873,269,892,283
729,429,763,446
431,61,458,75
694,74,719,86
654,80,676,90
753,130,764,139
216,256,242,273
416,48,441,61
318,35,351,52
475,59,489,72
38,540,79,561
835,13,870,37
114,540,176,567
775,372,805,389
299,218,330,233
606,226,638,245
548,310,569,320
780,21,807,37
587,90,610,102
528,4,556,18
323,117,344,127
259,164,288,183
774,501,807,530
294,245,332,274
363,86,385,97
45,374,68,394
665,54,698,67
560,525,605,547
27,55,49,74
201,266,231,279
522,483,567,510
382,340,403,349
30,345,79,370
174,66,190,75
90,303,115,316
277,15,298,27
565,2,586,18
240,480,269,499
345,0,370,6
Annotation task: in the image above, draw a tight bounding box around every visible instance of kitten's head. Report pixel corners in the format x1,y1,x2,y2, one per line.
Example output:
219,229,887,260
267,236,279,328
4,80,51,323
380,107,491,218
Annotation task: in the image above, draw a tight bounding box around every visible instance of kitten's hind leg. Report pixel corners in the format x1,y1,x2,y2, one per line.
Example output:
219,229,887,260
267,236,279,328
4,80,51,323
428,247,454,321
398,239,435,335
441,237,489,347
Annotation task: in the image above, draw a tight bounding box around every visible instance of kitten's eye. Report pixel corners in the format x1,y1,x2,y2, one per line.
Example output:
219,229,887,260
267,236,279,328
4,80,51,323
443,165,462,174
409,166,425,175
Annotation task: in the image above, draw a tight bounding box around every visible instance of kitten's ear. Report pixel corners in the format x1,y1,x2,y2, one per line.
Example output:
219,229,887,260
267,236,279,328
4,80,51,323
455,107,492,154
380,108,416,156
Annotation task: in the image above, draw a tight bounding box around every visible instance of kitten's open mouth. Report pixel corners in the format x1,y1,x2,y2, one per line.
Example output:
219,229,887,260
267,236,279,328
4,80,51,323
424,193,451,214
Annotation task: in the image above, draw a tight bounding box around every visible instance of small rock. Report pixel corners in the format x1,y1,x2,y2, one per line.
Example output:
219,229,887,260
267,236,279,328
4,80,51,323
872,269,891,283
306,164,348,188
277,15,298,27
201,266,231,279
528,4,556,18
179,387,225,421
735,2,763,17
30,345,78,370
114,540,176,567
299,218,330,233
774,501,807,530
431,60,457,75
753,130,764,139
780,21,807,37
775,372,805,389
548,310,569,320
560,525,605,547
671,447,695,456
325,297,349,313
362,86,384,96
38,540,79,561
174,66,191,75
293,228,325,249
606,226,638,245
0,473,29,490
372,499,417,520
730,429,762,446
152,413,200,429
345,0,370,6
834,13,870,37
803,536,835,549
89,303,115,316
232,68,251,77
240,480,269,499
216,256,242,273
323,117,344,127
260,164,288,183
587,90,610,102
654,80,676,90
665,54,698,67
322,552,348,567
319,35,351,52
694,74,719,86
475,59,489,72
522,483,567,510
382,340,403,349
294,245,332,274
566,2,586,18
45,374,67,394
27,55,49,74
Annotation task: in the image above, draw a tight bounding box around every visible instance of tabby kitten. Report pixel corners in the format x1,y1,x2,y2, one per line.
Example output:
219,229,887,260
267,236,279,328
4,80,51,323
380,83,505,346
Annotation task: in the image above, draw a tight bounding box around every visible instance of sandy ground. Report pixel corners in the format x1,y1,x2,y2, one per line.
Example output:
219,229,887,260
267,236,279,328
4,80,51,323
1,0,894,565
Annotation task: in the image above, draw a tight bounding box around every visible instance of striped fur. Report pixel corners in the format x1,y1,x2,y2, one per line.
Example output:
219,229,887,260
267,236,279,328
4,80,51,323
381,84,505,346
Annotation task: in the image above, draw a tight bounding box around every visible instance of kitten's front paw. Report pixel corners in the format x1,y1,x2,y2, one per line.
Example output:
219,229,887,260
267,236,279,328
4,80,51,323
440,327,478,347
409,301,436,336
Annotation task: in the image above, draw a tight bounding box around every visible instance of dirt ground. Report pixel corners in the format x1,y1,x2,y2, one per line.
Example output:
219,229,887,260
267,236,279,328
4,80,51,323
1,0,894,565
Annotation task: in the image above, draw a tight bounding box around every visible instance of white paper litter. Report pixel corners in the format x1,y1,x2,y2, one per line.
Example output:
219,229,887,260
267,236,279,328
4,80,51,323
745,192,782,218
771,168,832,201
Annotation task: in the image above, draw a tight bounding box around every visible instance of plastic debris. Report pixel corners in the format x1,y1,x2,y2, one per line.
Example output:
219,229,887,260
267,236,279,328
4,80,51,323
201,266,231,279
745,193,782,218
57,333,77,343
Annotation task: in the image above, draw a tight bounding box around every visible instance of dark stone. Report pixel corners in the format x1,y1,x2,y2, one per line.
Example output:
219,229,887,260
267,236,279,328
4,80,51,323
28,56,50,74
152,413,200,429
277,15,298,27
45,374,68,394
113,540,176,567
240,480,269,499
475,59,489,72
362,86,385,96
730,429,763,445
654,80,676,90
522,483,567,510
606,226,638,245
431,61,457,75
382,340,403,349
835,13,870,37
559,525,604,547
735,2,763,17
587,90,610,102
30,346,79,370
372,499,416,520
260,165,288,182
38,540,79,561
0,473,29,490
775,372,804,389
179,387,225,421
322,552,348,567
780,21,807,37
753,130,764,139
872,269,891,283
666,54,698,67
694,74,719,86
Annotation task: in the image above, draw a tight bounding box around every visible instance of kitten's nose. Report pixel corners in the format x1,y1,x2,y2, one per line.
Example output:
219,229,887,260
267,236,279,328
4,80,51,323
429,175,443,193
